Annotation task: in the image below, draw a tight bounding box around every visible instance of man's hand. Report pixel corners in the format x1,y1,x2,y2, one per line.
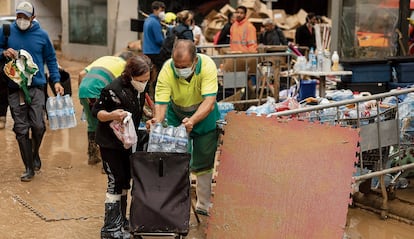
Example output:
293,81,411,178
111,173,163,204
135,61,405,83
145,117,158,131
3,48,17,59
182,117,194,133
54,82,64,96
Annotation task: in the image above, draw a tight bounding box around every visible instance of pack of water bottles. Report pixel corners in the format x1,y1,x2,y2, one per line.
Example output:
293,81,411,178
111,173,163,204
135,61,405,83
217,102,234,120
147,123,189,153
46,94,77,130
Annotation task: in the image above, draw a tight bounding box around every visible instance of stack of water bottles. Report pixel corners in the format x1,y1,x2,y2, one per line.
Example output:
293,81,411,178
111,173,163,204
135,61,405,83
147,123,188,153
217,102,234,120
46,94,77,130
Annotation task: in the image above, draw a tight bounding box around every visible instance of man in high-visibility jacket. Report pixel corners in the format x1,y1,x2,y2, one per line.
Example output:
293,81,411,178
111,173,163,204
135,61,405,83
230,5,257,53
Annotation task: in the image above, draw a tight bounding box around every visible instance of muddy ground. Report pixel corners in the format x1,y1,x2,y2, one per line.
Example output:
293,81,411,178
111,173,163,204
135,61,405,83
0,52,414,238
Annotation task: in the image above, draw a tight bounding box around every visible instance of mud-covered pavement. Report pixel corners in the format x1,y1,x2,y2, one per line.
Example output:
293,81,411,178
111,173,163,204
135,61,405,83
1,52,414,238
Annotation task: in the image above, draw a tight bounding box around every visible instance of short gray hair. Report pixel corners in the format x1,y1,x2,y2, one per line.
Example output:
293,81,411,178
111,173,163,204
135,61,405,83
262,18,273,26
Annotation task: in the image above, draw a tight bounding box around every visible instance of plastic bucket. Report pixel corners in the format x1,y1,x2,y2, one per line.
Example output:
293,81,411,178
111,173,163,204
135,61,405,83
299,79,317,101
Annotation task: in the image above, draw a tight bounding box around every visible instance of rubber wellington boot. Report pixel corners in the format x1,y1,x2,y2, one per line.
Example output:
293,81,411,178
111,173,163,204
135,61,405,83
32,129,44,171
88,132,101,165
121,191,129,231
18,137,35,182
0,116,6,129
101,193,131,239
195,172,213,216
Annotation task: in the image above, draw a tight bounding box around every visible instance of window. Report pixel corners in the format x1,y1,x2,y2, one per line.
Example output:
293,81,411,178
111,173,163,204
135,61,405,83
68,0,107,45
340,0,399,58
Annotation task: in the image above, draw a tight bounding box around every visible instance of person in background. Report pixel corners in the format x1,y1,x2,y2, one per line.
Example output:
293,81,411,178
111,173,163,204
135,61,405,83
259,18,288,46
295,12,317,50
175,10,195,41
0,1,64,182
192,20,207,53
93,55,151,239
216,12,235,45
164,11,177,29
230,6,257,53
146,39,220,216
78,51,135,166
143,0,165,93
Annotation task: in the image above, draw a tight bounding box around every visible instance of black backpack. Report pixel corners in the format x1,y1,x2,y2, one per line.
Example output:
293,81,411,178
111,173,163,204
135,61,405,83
159,27,191,63
0,24,10,84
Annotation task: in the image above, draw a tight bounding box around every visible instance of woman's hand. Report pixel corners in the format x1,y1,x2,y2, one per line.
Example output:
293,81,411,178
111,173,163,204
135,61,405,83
112,109,129,122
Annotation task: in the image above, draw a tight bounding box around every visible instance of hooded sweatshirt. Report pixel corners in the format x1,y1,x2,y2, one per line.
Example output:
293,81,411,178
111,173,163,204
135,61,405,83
0,20,60,88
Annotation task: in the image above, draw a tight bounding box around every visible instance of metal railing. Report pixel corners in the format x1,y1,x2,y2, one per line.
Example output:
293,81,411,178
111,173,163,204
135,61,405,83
210,52,296,102
267,87,414,217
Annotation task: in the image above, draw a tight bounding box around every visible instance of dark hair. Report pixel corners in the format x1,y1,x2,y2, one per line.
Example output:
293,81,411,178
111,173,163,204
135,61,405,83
306,12,316,22
118,51,135,61
173,39,196,61
227,12,233,23
237,6,247,14
152,1,165,10
122,54,151,82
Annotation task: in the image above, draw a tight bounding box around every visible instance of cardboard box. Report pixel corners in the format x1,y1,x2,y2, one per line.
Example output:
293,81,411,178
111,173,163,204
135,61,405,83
285,15,300,30
220,4,235,16
283,29,296,41
273,9,287,24
238,0,261,10
296,9,308,25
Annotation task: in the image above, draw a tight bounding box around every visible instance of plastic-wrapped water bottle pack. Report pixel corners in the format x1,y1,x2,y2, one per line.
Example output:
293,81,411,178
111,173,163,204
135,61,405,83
46,94,77,130
147,123,189,153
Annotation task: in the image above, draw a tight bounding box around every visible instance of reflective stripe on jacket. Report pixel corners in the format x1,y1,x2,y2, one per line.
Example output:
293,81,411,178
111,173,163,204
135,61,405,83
230,18,258,52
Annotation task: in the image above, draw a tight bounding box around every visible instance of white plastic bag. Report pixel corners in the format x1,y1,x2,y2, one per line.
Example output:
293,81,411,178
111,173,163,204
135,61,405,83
109,112,137,149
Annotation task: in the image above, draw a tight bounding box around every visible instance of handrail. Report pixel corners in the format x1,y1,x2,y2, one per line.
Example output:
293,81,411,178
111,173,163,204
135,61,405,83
267,87,414,118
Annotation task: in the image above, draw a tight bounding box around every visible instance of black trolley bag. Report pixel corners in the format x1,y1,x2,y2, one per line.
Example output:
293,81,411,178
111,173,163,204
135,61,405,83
130,151,191,238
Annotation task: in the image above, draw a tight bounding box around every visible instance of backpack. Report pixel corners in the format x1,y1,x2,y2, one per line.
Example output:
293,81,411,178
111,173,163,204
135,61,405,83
0,24,10,84
159,27,191,63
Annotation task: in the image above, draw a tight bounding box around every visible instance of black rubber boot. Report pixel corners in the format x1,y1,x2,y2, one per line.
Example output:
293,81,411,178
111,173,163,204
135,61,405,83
88,131,101,165
101,201,131,239
120,195,129,231
18,136,34,182
32,129,44,171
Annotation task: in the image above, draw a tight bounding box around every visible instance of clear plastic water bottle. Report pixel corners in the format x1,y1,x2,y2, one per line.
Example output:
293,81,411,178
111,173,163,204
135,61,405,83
317,50,324,72
55,95,67,129
175,124,188,153
46,97,59,130
63,95,77,128
148,123,163,152
162,125,175,152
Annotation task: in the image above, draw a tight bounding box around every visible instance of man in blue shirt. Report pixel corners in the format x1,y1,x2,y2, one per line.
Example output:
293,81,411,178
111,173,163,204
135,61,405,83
143,1,165,72
0,1,64,182
143,1,165,98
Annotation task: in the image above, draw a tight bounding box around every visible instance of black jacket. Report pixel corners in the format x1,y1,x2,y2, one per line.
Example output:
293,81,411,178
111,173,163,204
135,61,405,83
217,22,232,45
295,24,316,49
259,27,288,45
92,77,146,150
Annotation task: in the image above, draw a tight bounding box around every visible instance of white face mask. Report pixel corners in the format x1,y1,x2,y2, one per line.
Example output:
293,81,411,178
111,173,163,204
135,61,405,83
175,66,194,79
158,11,166,21
131,79,147,93
16,18,31,31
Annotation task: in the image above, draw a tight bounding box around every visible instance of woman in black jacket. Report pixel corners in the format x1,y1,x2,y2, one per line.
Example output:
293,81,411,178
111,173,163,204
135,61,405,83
92,55,151,239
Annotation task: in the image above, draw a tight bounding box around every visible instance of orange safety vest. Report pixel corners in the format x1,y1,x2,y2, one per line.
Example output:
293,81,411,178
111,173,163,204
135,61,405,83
230,18,257,53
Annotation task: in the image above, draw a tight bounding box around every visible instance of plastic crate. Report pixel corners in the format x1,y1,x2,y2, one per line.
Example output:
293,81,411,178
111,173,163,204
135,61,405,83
341,59,391,83
337,82,388,94
397,62,414,83
351,64,391,83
